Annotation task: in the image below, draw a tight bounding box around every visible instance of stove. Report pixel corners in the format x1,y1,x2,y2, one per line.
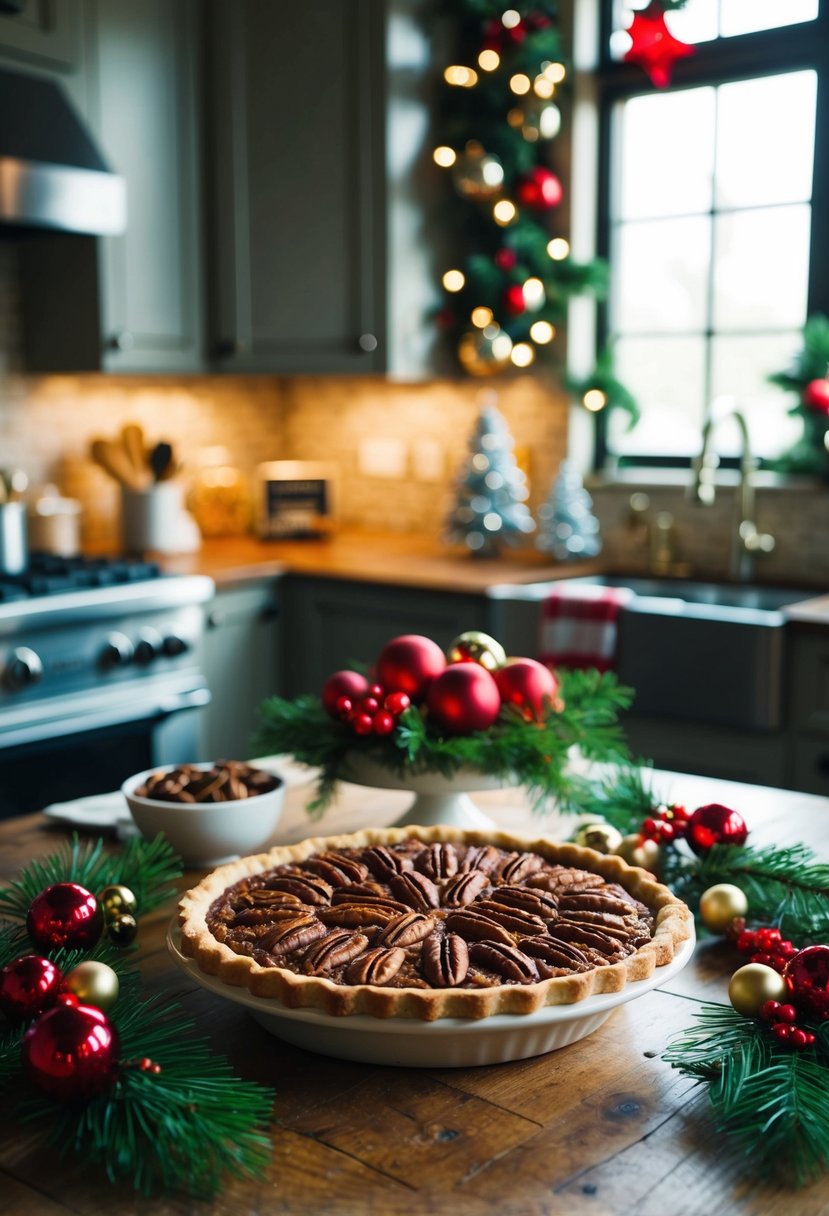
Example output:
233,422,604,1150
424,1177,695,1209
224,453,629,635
0,553,215,818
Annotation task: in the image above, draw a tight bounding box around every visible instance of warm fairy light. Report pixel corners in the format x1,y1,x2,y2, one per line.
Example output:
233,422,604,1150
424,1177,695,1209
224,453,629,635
491,332,513,360
501,9,521,28
522,277,545,309
444,65,478,88
507,108,524,129
478,49,500,71
433,146,457,168
511,343,535,368
544,61,567,83
509,73,531,95
547,237,570,260
539,104,562,139
530,320,555,344
533,76,555,99
493,199,517,225
471,306,494,328
583,388,608,412
442,269,465,292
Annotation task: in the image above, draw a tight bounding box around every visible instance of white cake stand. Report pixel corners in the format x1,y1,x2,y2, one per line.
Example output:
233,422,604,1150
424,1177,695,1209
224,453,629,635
339,754,506,829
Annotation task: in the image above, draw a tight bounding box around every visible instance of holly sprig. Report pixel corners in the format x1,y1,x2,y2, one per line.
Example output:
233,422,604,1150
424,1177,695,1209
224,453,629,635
255,667,633,817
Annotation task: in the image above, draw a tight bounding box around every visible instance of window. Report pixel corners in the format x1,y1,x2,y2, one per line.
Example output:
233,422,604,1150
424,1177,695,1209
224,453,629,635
596,0,827,467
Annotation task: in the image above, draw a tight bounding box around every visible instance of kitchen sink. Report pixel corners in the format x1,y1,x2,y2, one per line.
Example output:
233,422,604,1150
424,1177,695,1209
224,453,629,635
488,577,818,731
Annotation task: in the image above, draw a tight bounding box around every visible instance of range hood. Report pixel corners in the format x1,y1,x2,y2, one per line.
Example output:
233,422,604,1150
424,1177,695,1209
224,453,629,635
0,66,125,236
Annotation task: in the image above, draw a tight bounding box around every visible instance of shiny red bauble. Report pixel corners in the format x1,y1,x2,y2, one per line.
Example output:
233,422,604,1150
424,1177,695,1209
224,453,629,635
0,955,63,1021
494,658,558,721
515,167,563,211
785,945,829,1022
686,804,748,856
376,634,446,704
26,883,103,952
426,664,501,736
803,378,829,416
322,670,371,719
503,283,527,316
22,1003,119,1100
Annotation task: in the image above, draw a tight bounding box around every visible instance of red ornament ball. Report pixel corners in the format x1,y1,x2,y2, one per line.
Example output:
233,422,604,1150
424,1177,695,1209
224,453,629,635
22,1003,119,1100
322,670,371,719
803,378,829,416
686,804,748,855
785,945,829,1022
494,247,517,272
0,955,63,1022
494,658,559,721
426,663,501,736
503,283,527,316
515,167,563,211
376,635,446,704
26,883,103,952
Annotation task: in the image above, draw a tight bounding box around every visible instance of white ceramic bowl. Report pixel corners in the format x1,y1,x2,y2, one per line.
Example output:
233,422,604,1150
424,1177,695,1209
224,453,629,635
122,763,285,866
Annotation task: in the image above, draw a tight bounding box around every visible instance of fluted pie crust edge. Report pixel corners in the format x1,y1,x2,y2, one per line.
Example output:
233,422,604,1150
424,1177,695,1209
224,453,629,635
177,825,693,1021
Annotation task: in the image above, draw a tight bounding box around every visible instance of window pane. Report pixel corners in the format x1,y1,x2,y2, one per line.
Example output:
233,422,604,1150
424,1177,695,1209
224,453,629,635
716,73,816,209
610,336,707,456
720,0,818,38
710,332,805,458
613,217,711,333
664,0,719,45
617,88,715,219
713,205,811,331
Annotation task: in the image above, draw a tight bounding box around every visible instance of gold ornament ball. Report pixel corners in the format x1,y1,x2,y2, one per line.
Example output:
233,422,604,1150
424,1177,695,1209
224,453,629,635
451,150,504,200
98,883,138,921
573,822,624,855
614,834,661,874
108,913,138,947
63,960,120,1012
728,963,788,1018
446,631,507,673
699,883,749,935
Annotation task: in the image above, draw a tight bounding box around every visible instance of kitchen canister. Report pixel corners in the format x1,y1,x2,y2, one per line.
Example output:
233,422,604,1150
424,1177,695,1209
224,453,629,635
28,494,82,557
0,501,28,575
121,483,201,554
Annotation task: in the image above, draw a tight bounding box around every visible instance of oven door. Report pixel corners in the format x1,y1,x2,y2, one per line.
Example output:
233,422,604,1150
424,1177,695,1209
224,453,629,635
0,679,210,818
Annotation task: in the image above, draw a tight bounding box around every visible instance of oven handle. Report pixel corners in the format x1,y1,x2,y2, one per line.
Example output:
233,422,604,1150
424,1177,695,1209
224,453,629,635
0,686,211,749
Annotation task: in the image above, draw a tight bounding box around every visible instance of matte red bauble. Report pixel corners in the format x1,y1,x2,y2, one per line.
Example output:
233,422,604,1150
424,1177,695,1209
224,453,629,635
785,945,829,1022
376,634,446,704
686,804,748,856
494,658,558,721
0,955,63,1021
26,883,103,952
803,378,829,416
22,1003,119,1100
426,664,501,735
515,167,563,211
494,248,517,271
322,670,371,719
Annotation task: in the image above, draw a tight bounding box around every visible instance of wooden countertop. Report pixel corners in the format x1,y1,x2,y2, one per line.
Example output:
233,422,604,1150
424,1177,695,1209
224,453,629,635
3,768,829,1215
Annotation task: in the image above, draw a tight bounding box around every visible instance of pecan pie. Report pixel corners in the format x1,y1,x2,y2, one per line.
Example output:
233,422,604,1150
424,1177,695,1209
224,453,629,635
178,826,692,1020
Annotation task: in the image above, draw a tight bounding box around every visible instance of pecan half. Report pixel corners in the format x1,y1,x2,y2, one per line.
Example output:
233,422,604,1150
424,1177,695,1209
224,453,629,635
422,932,469,987
259,916,326,955
417,843,459,880
301,930,369,975
265,874,333,906
303,852,369,884
362,846,412,878
389,870,440,911
461,845,502,874
522,936,592,971
445,908,514,947
497,852,545,883
490,885,559,918
318,903,398,928
345,947,406,985
549,921,628,959
558,892,637,918
231,905,312,928
376,911,436,947
473,899,546,936
442,870,489,907
468,941,539,983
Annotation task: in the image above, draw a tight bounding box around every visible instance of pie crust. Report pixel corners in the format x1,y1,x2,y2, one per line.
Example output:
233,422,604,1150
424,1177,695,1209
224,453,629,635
177,825,692,1021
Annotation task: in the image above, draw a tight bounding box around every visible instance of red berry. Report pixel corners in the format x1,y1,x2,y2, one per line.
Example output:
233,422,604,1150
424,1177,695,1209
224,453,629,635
360,697,380,715
335,695,353,719
760,1000,781,1022
55,992,79,1007
670,804,689,822
737,931,757,953
384,691,411,716
641,818,658,840
804,1032,816,1047
658,822,676,843
751,952,775,968
757,928,782,950
773,1023,793,1042
372,711,395,736
779,941,797,957
790,1028,809,1049
777,1004,798,1023
368,684,384,699
351,713,374,736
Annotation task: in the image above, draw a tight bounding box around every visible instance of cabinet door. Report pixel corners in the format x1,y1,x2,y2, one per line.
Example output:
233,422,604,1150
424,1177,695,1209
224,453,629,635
200,582,281,761
0,0,79,72
86,0,204,371
281,578,490,697
207,0,386,373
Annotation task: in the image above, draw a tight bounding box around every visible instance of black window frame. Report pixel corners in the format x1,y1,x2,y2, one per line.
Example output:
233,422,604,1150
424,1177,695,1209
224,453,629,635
593,0,829,471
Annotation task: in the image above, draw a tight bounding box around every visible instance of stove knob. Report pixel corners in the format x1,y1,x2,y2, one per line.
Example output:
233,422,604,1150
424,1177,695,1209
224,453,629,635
162,634,189,658
101,632,134,669
4,646,43,691
133,628,163,665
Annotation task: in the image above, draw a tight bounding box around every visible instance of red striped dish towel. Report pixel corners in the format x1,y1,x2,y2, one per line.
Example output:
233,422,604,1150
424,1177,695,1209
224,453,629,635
539,584,633,672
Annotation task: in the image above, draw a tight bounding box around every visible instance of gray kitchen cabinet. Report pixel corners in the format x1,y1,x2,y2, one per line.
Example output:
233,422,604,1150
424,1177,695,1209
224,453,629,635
200,580,281,761
280,576,490,697
0,0,81,73
206,0,386,374
786,627,829,795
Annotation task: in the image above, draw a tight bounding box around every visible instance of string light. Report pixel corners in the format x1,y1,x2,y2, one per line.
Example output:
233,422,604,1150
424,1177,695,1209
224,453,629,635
493,199,517,225
501,9,521,28
511,343,535,368
547,237,570,260
444,65,478,88
509,73,531,95
442,269,465,292
490,331,513,360
583,388,608,412
530,321,555,344
433,146,456,168
471,306,494,328
543,61,566,83
478,49,500,71
533,76,555,99
522,277,545,310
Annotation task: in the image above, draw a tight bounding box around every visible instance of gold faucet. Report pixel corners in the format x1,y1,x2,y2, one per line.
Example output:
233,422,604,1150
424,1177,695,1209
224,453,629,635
688,403,775,581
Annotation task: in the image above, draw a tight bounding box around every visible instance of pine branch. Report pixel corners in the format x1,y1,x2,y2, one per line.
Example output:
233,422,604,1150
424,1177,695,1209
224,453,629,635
570,759,664,835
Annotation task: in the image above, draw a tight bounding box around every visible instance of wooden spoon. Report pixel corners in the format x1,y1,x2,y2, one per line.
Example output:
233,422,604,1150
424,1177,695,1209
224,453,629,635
90,438,147,492
121,423,147,480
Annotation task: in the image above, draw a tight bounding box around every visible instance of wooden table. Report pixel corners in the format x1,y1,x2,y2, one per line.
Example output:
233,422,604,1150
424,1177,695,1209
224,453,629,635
2,768,829,1216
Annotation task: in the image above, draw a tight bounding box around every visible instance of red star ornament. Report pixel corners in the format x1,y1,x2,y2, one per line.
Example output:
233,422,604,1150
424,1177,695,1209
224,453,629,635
623,3,694,89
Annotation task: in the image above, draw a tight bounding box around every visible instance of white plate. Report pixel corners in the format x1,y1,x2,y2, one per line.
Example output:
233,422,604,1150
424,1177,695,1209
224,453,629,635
167,922,695,1068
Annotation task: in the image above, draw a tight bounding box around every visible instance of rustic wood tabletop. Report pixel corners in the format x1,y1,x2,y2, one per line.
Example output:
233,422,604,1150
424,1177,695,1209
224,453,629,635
2,766,828,1216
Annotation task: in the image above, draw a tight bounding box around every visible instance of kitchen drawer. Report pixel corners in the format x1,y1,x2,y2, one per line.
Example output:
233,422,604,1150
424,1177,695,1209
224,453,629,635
621,714,788,790
788,628,829,734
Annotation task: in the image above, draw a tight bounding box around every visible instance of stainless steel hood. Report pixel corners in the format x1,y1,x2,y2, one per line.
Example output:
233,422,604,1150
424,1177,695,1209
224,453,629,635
0,66,126,236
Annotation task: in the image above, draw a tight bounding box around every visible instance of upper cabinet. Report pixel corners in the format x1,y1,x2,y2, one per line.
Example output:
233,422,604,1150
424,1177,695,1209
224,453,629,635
205,0,387,374
0,0,81,74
